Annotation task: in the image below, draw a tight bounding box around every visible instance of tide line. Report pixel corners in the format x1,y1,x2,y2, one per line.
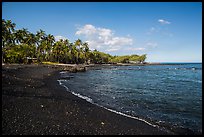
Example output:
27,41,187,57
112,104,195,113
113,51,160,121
57,79,159,128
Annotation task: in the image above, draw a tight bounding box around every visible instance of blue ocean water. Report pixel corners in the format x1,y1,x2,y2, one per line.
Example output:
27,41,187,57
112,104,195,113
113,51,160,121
58,63,202,134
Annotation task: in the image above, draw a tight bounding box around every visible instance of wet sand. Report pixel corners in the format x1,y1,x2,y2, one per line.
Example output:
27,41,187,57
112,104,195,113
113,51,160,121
2,64,173,135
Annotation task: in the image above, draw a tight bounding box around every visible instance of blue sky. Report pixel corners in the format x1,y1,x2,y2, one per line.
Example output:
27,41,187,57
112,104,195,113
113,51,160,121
2,2,202,62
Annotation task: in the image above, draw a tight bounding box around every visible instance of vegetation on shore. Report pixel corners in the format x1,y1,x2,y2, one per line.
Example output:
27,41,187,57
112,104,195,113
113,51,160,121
2,19,147,64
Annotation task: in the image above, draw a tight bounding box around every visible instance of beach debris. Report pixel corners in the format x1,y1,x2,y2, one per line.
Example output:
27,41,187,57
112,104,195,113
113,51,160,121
40,105,44,108
101,122,105,125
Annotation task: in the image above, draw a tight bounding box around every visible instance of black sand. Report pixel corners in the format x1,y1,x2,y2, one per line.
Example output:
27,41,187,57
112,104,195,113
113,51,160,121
2,64,173,135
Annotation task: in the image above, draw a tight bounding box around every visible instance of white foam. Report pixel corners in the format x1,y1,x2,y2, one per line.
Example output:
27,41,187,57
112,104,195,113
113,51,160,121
98,105,158,127
57,80,92,103
59,71,67,74
181,79,202,83
71,92,93,103
192,80,202,83
57,79,159,128
57,80,69,91
58,79,68,82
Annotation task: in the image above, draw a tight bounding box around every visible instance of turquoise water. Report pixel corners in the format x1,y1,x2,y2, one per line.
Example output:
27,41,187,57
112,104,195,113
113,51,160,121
58,63,202,134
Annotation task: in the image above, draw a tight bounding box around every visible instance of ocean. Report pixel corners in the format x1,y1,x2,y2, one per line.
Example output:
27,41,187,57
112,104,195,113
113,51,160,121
58,63,202,134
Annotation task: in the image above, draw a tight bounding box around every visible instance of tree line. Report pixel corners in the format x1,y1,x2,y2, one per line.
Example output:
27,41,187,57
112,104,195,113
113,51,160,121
2,19,147,64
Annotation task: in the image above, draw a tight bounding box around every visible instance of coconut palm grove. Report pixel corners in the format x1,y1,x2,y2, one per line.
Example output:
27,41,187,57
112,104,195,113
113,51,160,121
2,19,147,64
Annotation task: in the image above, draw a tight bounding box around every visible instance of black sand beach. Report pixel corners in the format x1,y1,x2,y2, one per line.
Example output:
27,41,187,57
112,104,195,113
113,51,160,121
2,64,173,135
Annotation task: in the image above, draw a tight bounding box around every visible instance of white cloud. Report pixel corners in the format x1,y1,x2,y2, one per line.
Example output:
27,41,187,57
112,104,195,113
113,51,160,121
85,40,103,49
106,37,133,46
124,41,158,52
146,42,158,48
150,27,156,31
146,25,173,37
75,24,97,36
75,24,133,51
146,27,161,35
54,35,67,41
98,28,113,38
126,47,146,51
158,19,171,25
162,32,173,37
106,48,120,52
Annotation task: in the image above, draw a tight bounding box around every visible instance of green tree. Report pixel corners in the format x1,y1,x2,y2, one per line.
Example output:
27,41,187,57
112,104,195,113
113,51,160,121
2,19,148,64
4,44,36,63
82,42,90,64
138,54,147,63
36,29,47,62
71,43,78,64
2,19,16,48
14,28,30,44
44,34,55,61
51,39,69,63
73,39,83,64
2,19,16,63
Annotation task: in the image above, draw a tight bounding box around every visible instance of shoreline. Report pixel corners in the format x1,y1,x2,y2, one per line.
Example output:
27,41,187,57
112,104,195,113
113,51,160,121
57,79,159,127
57,64,201,135
2,64,178,135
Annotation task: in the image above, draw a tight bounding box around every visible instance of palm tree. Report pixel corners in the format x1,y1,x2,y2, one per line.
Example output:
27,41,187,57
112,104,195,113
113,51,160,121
82,42,90,64
36,29,46,51
70,43,78,64
2,19,16,63
2,19,16,48
44,34,55,61
73,39,83,64
14,29,24,45
27,33,37,46
47,34,55,45
62,39,72,63
2,19,16,47
75,39,82,49
36,29,47,62
14,28,32,45
36,29,46,43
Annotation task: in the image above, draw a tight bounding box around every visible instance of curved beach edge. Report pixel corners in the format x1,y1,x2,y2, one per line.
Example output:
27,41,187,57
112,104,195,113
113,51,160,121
2,64,175,135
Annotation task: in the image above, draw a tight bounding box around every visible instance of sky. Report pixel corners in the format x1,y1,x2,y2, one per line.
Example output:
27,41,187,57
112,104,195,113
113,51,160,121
2,2,202,62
